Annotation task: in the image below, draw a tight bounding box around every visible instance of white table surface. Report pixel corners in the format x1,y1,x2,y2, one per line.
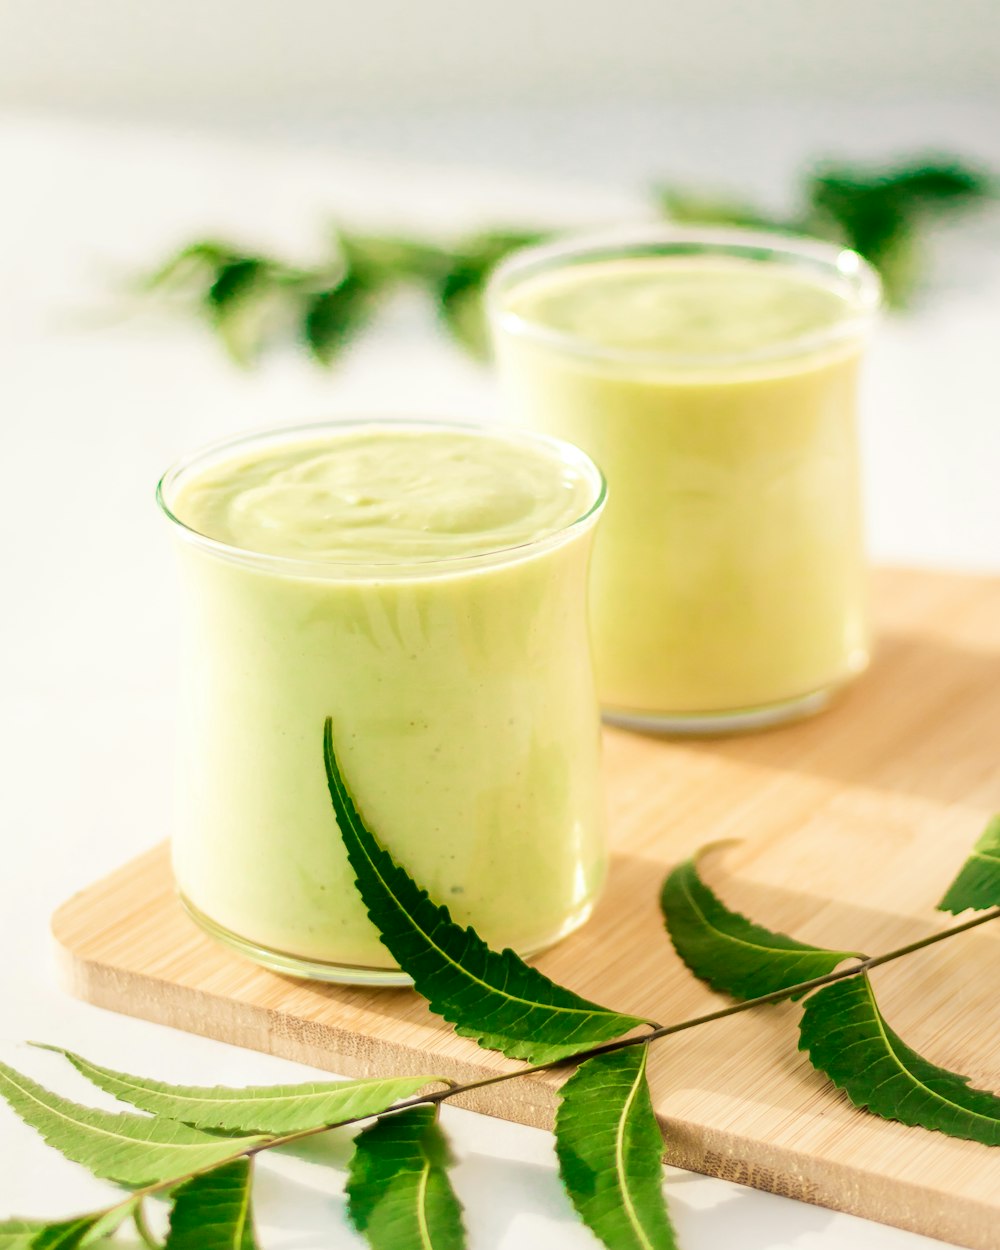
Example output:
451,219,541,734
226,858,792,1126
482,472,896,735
1,112,999,1249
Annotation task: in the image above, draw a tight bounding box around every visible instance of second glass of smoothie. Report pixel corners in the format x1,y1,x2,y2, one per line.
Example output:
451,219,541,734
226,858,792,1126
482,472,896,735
488,227,882,732
158,420,607,984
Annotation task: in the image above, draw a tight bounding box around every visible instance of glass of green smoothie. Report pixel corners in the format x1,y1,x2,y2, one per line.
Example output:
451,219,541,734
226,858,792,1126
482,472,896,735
488,227,882,733
157,419,607,984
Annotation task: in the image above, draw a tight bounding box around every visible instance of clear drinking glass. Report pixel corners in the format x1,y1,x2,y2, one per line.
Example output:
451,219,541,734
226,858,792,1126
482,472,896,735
488,227,882,733
157,419,608,985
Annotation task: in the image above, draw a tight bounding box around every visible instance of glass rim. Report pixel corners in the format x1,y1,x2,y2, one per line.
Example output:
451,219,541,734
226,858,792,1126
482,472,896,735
486,223,883,371
156,417,607,581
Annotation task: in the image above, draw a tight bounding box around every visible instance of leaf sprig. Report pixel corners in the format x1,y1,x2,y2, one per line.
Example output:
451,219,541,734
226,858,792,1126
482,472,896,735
661,848,1000,1148
658,156,994,307
1,724,998,1249
139,154,995,368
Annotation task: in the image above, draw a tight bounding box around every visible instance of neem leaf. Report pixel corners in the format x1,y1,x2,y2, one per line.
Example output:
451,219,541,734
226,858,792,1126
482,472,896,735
165,1158,258,1250
437,263,493,360
340,234,451,285
0,1062,264,1186
799,972,1000,1145
0,1222,44,1249
346,1107,465,1250
141,241,239,293
28,1218,103,1250
660,854,861,1000
437,229,546,360
302,274,378,365
938,815,1000,914
656,185,791,233
323,719,644,1062
0,1205,133,1250
203,257,286,365
205,258,267,318
37,1046,436,1136
803,157,994,306
555,1048,676,1250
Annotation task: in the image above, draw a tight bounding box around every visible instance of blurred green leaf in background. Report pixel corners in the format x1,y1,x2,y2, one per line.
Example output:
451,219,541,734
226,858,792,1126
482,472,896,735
141,153,996,367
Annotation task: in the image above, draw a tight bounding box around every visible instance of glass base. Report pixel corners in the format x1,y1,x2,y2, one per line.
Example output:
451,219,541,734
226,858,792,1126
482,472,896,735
603,684,840,737
179,890,597,987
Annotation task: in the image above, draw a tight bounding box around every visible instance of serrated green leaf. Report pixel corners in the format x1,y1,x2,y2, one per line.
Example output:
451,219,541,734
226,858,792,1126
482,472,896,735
340,234,451,285
302,275,377,365
0,1205,132,1250
323,719,644,1062
205,258,267,316
0,1062,264,1186
656,185,791,232
938,815,1000,914
28,1218,101,1250
660,855,861,1000
438,264,492,360
798,972,1000,1144
555,1047,676,1250
437,230,546,360
0,1221,44,1249
165,1158,258,1250
347,1107,465,1250
38,1046,436,1136
204,258,284,365
802,157,994,306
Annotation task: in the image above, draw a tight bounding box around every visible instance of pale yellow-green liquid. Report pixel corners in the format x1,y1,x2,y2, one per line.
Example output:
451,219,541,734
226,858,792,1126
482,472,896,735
167,426,605,975
494,256,870,723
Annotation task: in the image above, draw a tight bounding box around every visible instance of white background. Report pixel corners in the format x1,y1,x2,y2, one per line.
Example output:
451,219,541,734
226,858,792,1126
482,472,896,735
2,0,999,117
1,4,999,1246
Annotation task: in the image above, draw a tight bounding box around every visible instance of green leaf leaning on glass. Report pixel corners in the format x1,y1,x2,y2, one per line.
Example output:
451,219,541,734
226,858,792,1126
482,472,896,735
322,717,646,1064
137,155,995,367
1,722,999,1250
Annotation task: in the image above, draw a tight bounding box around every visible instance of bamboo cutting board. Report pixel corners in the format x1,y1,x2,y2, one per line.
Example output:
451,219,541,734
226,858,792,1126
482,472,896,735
53,568,1000,1249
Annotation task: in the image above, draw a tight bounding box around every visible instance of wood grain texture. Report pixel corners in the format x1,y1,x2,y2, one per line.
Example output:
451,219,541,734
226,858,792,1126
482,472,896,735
52,568,1000,1249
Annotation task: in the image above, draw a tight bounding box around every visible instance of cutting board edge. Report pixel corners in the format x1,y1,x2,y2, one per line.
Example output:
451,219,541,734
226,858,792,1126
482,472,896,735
49,921,563,1126
666,1121,999,1250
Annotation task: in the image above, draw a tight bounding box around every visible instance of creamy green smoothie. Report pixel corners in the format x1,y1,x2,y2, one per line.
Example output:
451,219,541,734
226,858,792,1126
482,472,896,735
490,233,880,730
160,422,606,982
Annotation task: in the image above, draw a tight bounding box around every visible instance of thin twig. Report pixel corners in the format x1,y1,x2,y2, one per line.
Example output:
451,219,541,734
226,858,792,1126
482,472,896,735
132,1201,161,1250
245,904,1000,1141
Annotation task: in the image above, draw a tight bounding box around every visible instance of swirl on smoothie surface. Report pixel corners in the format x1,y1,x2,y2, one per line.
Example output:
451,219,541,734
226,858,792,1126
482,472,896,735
503,256,857,361
173,428,596,563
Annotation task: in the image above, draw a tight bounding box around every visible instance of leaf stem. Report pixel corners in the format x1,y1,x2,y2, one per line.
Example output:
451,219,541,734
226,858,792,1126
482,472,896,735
863,907,1000,968
638,904,1000,1045
203,906,1000,1138
398,905,1000,1081
132,1201,161,1250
